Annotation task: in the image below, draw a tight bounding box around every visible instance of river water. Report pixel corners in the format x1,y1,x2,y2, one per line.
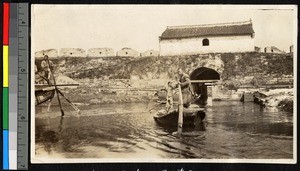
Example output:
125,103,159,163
35,101,293,159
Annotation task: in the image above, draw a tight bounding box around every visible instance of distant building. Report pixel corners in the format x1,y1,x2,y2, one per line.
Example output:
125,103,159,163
88,48,115,57
159,20,255,56
140,49,159,57
264,46,284,53
60,48,86,57
35,49,58,58
290,45,294,53
116,47,139,57
255,46,261,52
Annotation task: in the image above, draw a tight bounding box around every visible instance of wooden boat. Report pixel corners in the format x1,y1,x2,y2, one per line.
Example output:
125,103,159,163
153,105,205,126
35,65,81,116
35,85,56,106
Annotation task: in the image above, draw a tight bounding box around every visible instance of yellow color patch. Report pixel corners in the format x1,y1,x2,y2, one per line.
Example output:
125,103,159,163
3,45,9,87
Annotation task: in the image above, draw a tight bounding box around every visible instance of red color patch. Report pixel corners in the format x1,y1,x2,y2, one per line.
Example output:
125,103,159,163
3,3,10,45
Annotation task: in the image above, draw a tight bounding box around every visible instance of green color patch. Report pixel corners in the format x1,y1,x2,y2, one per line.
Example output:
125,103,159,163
3,88,9,129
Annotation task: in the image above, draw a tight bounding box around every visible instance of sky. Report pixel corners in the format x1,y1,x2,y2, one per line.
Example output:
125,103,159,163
31,5,297,53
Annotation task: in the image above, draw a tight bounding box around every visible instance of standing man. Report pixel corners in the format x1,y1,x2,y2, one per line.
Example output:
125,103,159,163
178,69,193,108
40,55,54,83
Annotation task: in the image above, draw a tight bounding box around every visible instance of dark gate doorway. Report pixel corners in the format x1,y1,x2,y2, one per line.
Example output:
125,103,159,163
190,67,220,103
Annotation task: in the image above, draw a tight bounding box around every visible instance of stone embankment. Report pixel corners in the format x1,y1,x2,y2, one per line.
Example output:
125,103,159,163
35,52,294,109
56,78,159,105
253,89,293,113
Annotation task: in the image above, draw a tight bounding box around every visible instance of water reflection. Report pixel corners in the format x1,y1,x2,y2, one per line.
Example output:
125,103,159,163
36,116,62,154
35,101,293,159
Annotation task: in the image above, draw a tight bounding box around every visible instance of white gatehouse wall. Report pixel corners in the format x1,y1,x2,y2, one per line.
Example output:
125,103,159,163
159,35,254,56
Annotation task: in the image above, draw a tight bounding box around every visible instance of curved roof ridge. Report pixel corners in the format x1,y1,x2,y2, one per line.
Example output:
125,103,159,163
167,20,252,29
160,20,254,40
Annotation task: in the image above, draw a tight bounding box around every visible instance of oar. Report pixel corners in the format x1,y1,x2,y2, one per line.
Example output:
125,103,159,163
57,89,80,113
177,84,183,135
148,103,162,112
36,72,50,84
47,58,65,116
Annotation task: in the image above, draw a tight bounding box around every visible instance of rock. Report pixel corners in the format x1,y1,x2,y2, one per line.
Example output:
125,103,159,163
265,98,280,107
73,102,89,106
278,98,293,113
90,98,101,104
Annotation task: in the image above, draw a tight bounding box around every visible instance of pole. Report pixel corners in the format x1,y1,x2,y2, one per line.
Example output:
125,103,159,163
47,98,52,112
177,84,183,134
47,58,65,116
57,89,80,113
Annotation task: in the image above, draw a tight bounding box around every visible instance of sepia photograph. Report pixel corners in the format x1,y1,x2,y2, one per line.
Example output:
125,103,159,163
31,5,297,163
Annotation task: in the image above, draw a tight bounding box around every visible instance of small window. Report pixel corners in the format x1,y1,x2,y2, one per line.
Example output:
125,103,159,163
99,52,102,54
70,52,73,55
126,52,128,55
202,38,209,46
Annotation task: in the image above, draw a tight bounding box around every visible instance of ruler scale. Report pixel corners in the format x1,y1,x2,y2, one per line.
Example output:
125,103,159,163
16,3,29,170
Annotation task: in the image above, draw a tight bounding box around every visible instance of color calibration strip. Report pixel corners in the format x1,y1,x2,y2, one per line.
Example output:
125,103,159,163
3,2,10,170
2,3,29,170
1,2,29,170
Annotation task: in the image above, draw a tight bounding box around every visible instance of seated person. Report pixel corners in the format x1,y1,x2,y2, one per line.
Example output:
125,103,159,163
166,81,176,113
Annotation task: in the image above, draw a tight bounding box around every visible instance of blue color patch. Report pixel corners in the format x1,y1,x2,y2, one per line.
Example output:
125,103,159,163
3,130,9,170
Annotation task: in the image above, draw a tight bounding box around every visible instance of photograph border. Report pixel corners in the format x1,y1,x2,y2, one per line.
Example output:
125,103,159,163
29,3,298,166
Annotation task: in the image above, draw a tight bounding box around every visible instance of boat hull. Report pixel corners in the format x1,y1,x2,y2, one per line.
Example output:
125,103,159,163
35,89,55,106
153,107,205,127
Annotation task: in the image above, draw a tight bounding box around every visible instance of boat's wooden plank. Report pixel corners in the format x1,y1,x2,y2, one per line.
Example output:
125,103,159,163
36,83,79,87
190,80,219,83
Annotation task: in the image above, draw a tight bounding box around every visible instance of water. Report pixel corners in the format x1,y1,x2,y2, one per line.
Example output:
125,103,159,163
35,101,293,159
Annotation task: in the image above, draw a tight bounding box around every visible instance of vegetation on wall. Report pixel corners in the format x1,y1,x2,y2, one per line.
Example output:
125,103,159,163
35,52,293,87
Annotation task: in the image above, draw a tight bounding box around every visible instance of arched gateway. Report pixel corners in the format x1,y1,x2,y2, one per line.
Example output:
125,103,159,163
190,67,220,80
189,67,221,104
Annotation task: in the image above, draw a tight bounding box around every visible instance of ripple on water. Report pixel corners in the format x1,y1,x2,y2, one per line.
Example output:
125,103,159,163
35,101,293,159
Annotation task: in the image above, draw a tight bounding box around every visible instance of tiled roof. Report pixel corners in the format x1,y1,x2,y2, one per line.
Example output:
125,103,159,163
160,21,254,39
